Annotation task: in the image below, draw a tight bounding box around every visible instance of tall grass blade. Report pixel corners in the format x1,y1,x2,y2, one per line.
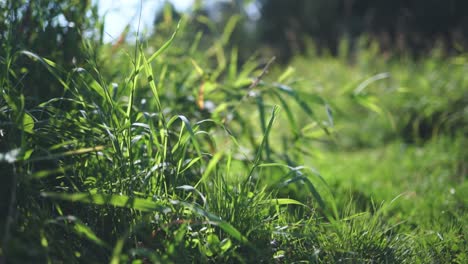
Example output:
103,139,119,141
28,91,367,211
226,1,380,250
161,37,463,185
254,105,279,165
139,21,180,70
20,51,69,90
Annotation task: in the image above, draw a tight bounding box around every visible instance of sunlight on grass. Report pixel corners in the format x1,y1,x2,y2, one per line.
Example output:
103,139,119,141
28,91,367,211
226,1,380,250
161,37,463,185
1,2,466,263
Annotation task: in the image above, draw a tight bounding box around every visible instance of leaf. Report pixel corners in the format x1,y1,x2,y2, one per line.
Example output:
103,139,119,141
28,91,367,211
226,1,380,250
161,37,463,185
178,200,249,244
278,66,295,83
254,106,279,165
167,115,202,156
22,112,35,134
132,122,150,130
280,167,338,220
141,20,180,69
354,95,384,115
20,50,69,90
42,192,249,244
283,175,327,211
74,221,109,248
31,167,67,179
273,83,321,121
63,146,105,156
191,59,205,76
353,72,390,95
261,198,307,207
195,151,224,188
228,47,238,81
89,80,107,100
270,90,299,136
110,237,125,264
325,104,334,127
176,185,207,206
221,15,240,46
141,50,162,113
41,192,170,212
46,215,109,248
220,238,232,253
179,157,202,173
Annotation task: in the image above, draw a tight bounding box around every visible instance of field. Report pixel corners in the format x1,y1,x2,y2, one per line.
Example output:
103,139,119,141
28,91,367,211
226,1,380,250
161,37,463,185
1,12,467,263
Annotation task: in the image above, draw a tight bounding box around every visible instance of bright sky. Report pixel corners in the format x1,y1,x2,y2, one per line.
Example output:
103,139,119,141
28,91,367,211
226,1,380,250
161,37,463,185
95,0,194,42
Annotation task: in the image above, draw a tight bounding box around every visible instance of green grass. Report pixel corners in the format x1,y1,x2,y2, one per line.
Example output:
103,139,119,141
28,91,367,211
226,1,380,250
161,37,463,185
1,12,467,264
315,137,467,258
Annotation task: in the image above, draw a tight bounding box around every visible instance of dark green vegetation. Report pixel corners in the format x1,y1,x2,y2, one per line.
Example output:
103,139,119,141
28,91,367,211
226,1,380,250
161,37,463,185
257,0,468,60
1,1,467,263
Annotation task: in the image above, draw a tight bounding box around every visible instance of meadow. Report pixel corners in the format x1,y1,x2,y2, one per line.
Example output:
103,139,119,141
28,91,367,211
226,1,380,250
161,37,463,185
1,11,467,263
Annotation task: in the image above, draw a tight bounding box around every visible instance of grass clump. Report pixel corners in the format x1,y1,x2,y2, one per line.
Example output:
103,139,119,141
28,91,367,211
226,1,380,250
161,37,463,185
1,16,334,263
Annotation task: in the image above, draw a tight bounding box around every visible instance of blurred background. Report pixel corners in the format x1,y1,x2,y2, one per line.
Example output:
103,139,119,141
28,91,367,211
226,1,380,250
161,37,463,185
4,0,468,64
96,0,468,61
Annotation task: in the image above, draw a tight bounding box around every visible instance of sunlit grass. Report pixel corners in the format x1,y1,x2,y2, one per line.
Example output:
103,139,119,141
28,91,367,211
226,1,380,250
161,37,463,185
1,12,467,263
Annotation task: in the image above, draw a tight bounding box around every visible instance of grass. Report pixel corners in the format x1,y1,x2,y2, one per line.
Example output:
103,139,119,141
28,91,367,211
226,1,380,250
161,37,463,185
1,12,467,264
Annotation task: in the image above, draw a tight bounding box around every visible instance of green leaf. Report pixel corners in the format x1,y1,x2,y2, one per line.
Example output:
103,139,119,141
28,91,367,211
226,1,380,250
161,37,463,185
73,221,109,248
261,198,307,207
178,200,249,244
353,72,390,95
89,80,107,101
278,66,295,83
254,105,279,165
42,192,249,244
179,157,202,173
20,51,69,90
176,185,206,206
41,192,170,212
167,115,202,156
270,90,299,136
21,112,35,134
31,166,67,179
195,152,224,188
141,50,162,113
221,15,240,46
140,20,180,69
354,95,384,115
220,238,232,253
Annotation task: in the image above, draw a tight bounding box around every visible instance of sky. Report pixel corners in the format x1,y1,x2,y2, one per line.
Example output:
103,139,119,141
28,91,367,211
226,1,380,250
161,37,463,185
96,0,194,42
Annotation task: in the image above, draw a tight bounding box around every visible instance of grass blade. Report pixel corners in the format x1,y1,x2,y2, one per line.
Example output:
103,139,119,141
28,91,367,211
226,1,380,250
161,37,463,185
254,105,280,165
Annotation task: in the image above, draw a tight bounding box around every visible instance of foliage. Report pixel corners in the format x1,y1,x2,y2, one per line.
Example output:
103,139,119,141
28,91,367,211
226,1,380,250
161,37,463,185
0,0,101,103
0,2,466,263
